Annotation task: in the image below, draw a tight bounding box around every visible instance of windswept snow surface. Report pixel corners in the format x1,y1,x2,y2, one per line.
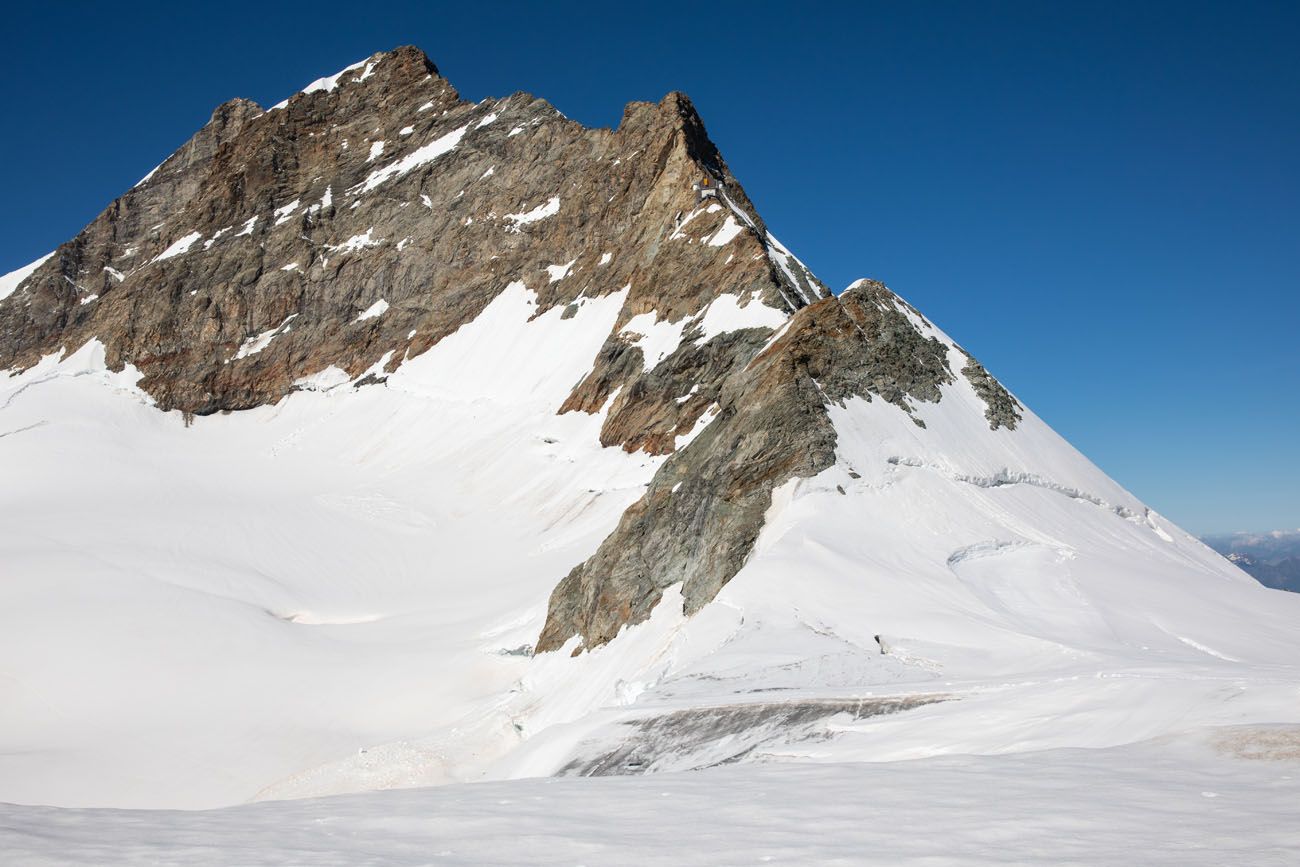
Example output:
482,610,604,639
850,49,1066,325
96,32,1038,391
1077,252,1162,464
4,728,1299,865
0,283,659,809
2,277,1299,867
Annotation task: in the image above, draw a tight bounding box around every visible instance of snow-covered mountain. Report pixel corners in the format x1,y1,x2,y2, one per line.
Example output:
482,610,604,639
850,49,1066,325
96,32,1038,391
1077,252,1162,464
1203,530,1300,592
2,46,1298,836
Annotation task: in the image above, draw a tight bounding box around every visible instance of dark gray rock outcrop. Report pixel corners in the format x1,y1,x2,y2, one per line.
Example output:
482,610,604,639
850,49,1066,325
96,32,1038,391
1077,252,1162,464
538,282,986,652
960,350,1022,430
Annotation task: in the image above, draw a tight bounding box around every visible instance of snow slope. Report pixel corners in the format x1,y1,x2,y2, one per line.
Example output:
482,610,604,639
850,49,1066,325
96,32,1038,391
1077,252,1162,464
0,283,664,808
2,273,1298,820
469,297,1300,787
5,727,1299,866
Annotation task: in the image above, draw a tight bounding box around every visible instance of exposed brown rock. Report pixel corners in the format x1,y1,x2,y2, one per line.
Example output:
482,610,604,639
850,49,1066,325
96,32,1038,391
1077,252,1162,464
0,46,820,416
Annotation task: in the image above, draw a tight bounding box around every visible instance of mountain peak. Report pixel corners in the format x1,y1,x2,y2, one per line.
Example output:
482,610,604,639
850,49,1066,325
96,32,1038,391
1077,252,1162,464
5,47,1299,819
0,46,827,415
267,45,451,114
3,46,1020,654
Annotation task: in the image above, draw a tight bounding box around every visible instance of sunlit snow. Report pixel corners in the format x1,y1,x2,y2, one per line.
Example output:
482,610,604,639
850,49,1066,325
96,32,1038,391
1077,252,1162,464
0,251,54,302
503,196,560,231
353,125,469,194
234,315,298,359
152,231,202,262
354,299,389,322
706,214,744,247
620,293,790,371
545,259,576,282
272,199,301,226
270,57,369,110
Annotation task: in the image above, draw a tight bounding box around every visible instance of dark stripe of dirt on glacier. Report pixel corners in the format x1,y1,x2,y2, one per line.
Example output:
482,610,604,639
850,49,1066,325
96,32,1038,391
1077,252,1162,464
559,694,950,776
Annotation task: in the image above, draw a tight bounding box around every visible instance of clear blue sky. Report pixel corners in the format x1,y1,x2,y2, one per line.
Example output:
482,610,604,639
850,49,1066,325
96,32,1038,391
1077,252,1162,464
2,1,1296,534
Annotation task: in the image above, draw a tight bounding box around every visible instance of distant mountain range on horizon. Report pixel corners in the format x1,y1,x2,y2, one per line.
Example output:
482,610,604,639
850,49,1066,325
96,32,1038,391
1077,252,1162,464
1202,529,1300,593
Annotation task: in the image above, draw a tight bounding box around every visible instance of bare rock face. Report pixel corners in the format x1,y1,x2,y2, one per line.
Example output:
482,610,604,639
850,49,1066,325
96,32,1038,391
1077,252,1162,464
0,46,821,414
960,351,1022,430
0,46,1021,654
536,281,970,652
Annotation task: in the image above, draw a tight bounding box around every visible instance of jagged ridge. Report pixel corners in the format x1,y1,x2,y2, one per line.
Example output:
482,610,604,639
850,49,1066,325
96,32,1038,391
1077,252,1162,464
0,46,821,420
538,280,1016,652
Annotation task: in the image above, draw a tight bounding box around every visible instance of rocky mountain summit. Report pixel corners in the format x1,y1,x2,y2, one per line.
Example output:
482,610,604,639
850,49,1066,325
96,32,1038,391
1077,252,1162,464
1,46,1018,650
1,46,822,414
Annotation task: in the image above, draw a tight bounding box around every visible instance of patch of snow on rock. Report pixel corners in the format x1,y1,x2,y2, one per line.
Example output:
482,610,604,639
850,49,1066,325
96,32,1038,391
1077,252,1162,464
327,229,382,253
153,232,203,263
707,215,745,247
504,197,560,231
545,259,576,283
696,293,788,339
202,227,232,250
235,315,298,360
273,200,301,226
620,294,787,372
271,57,370,110
355,299,389,322
620,310,688,371
353,125,469,194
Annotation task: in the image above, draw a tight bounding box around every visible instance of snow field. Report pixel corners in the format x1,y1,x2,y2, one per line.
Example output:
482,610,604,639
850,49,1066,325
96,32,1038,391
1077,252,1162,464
1,273,1297,833
3,728,1297,865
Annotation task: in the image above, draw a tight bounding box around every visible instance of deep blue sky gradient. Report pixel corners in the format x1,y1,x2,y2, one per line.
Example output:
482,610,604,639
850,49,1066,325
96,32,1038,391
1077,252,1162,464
2,1,1296,534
